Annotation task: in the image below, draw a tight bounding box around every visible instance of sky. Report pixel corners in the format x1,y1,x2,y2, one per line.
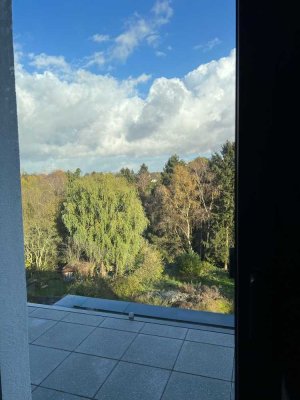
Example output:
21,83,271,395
13,0,236,173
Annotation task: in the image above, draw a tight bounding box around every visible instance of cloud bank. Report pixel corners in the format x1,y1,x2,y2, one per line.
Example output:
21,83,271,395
15,49,235,173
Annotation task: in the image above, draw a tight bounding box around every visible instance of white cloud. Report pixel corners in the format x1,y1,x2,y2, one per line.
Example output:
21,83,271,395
29,53,70,71
146,33,160,47
15,49,235,173
84,52,106,68
155,51,166,57
152,0,173,24
91,0,173,66
194,37,222,52
91,34,110,43
111,18,152,62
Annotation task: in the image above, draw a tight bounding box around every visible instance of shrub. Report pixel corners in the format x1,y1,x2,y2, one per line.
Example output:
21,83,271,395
67,277,117,300
112,274,142,299
176,252,217,280
133,242,164,283
113,242,163,299
197,261,216,276
176,251,201,280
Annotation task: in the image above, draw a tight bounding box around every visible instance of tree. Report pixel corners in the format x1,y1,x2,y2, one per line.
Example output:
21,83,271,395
208,141,235,269
138,163,149,175
21,174,62,270
66,168,81,186
119,167,135,184
188,157,218,259
61,174,148,277
161,154,185,186
156,164,201,256
45,170,67,197
136,163,152,206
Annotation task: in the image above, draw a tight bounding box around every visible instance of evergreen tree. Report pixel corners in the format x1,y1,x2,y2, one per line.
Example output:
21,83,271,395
161,154,185,186
138,163,149,175
208,141,235,269
61,174,148,276
119,167,135,184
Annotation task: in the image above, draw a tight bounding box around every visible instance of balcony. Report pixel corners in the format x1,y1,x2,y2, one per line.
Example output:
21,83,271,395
28,296,235,400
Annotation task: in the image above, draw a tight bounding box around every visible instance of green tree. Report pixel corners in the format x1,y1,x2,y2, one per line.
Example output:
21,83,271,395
61,174,148,277
208,141,235,269
119,167,135,184
161,154,185,186
188,157,218,260
66,168,81,186
138,163,149,175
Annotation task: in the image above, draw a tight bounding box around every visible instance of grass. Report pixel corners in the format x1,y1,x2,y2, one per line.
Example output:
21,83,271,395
26,267,235,314
27,270,68,297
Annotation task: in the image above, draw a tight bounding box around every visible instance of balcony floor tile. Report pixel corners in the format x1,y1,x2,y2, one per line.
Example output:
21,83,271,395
174,341,234,381
122,334,182,369
95,361,170,400
162,371,231,400
41,353,116,398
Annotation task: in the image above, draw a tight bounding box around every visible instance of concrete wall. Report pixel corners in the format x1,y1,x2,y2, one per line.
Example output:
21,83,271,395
0,1,32,399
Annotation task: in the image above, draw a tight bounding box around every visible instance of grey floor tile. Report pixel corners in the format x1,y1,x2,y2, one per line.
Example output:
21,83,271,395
62,312,104,327
122,334,182,369
33,322,94,351
30,308,68,321
29,344,70,385
33,386,89,399
162,371,231,400
174,341,234,381
95,361,170,400
101,317,144,332
141,323,187,339
28,318,58,343
186,329,235,347
231,382,235,400
42,353,116,398
76,327,136,359
28,307,37,314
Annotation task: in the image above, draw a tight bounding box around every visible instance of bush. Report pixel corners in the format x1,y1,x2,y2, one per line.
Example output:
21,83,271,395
113,242,163,299
112,274,142,299
176,251,201,280
176,252,217,280
67,277,117,300
197,261,216,276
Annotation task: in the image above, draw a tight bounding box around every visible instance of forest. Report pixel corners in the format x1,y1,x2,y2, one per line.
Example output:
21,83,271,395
23,141,235,313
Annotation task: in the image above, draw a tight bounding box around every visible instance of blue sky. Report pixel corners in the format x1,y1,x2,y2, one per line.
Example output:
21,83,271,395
13,0,236,173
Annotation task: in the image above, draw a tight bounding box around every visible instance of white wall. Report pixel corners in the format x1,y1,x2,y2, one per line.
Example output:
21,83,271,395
0,1,32,399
